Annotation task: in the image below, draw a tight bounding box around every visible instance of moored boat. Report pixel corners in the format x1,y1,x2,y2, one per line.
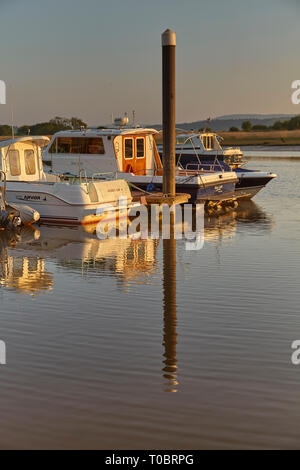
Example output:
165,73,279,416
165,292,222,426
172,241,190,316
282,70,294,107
161,132,277,199
42,124,238,203
0,136,140,226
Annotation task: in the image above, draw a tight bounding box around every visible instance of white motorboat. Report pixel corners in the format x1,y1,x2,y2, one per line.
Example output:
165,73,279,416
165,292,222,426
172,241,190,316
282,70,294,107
42,124,238,203
0,136,139,225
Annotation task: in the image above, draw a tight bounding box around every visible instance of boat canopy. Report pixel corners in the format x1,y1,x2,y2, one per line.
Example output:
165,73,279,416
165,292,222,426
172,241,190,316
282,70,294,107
0,136,50,182
0,136,50,149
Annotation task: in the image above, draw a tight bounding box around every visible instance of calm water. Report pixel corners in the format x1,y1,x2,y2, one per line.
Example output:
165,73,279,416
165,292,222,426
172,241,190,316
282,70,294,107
242,145,300,159
0,158,300,449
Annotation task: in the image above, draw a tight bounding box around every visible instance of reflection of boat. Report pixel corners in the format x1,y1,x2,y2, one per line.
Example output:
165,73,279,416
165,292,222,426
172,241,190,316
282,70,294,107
162,133,277,199
42,125,238,203
0,229,53,295
1,200,272,297
204,200,273,242
0,136,139,225
5,226,160,293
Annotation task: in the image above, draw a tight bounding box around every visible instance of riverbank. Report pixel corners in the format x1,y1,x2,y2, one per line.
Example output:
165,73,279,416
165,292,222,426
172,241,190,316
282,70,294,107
154,129,300,146
219,129,300,146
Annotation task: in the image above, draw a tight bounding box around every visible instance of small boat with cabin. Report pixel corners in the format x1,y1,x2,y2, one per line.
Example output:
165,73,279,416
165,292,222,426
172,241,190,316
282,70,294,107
159,133,277,199
0,136,139,225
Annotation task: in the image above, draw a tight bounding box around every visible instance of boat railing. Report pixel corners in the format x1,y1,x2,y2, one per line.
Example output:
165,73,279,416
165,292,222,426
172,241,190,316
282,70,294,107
0,171,7,211
91,171,119,181
185,162,225,173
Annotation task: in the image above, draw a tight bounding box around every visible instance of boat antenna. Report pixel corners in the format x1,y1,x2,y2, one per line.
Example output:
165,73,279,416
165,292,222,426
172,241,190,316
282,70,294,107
204,117,211,133
11,104,15,141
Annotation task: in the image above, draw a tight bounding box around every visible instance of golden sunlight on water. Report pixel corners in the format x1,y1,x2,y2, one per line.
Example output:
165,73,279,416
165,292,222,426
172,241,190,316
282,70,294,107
0,159,299,449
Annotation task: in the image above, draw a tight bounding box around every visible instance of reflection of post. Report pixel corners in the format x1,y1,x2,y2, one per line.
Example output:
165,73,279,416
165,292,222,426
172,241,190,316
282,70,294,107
162,211,178,392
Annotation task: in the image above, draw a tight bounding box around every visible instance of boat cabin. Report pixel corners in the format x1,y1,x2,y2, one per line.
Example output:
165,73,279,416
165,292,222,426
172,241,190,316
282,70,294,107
43,128,163,177
175,133,222,151
0,136,50,182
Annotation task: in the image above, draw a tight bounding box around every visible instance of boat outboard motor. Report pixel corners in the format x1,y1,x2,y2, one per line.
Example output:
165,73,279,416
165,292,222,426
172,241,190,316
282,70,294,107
0,209,21,230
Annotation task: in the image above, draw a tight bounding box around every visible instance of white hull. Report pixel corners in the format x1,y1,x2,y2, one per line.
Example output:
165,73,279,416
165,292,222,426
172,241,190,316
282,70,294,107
5,180,136,225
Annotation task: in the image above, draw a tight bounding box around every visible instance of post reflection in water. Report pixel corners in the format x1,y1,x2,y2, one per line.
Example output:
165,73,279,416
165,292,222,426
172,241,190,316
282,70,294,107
162,211,179,392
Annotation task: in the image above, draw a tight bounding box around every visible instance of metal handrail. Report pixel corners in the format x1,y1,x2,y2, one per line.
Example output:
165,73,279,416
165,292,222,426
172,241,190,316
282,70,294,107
0,171,7,210
91,171,119,181
177,133,227,173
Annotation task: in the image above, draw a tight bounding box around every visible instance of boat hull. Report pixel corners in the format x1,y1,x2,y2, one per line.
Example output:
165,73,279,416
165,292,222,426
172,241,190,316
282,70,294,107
120,175,237,203
234,170,277,199
170,155,276,199
4,180,136,226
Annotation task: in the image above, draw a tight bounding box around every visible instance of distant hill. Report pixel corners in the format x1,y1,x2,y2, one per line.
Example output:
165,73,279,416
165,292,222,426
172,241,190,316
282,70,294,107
148,114,298,132
216,114,296,121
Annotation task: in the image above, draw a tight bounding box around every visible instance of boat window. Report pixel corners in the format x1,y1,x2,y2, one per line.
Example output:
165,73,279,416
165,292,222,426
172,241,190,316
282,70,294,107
124,138,133,159
203,136,212,150
57,138,71,154
191,136,201,147
8,150,21,176
24,150,36,175
49,139,57,153
56,137,105,154
176,136,186,144
136,138,145,158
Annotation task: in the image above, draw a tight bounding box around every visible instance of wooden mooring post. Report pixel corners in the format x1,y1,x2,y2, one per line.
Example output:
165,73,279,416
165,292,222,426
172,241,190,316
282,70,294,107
162,29,176,199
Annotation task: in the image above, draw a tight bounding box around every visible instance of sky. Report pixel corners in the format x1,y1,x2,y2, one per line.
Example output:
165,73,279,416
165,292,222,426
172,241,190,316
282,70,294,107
0,0,300,126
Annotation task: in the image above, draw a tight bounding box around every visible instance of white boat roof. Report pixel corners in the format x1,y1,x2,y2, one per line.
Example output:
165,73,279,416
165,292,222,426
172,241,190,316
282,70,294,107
176,132,217,139
0,136,50,148
51,128,159,138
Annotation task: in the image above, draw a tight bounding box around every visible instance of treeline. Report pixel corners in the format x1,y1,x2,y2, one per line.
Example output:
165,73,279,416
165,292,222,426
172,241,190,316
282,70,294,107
230,115,300,132
0,116,87,136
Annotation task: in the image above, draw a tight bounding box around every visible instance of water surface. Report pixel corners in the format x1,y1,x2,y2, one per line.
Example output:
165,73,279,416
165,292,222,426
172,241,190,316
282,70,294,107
0,158,299,449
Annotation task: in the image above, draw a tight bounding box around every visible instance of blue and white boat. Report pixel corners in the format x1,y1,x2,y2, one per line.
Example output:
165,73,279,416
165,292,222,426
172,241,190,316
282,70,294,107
158,133,277,199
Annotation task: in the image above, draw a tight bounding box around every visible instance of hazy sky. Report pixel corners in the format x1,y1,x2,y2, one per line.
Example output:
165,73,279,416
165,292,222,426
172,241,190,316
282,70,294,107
0,0,300,126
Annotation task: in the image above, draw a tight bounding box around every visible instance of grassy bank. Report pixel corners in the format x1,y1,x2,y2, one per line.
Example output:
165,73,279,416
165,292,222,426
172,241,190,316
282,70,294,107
155,129,300,146
219,130,300,146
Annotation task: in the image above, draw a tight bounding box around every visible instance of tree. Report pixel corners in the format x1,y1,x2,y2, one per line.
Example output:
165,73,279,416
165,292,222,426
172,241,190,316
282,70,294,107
242,121,252,131
17,116,88,135
229,126,239,132
0,125,13,136
272,120,284,130
70,117,87,129
252,124,267,131
287,115,300,130
18,125,31,135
